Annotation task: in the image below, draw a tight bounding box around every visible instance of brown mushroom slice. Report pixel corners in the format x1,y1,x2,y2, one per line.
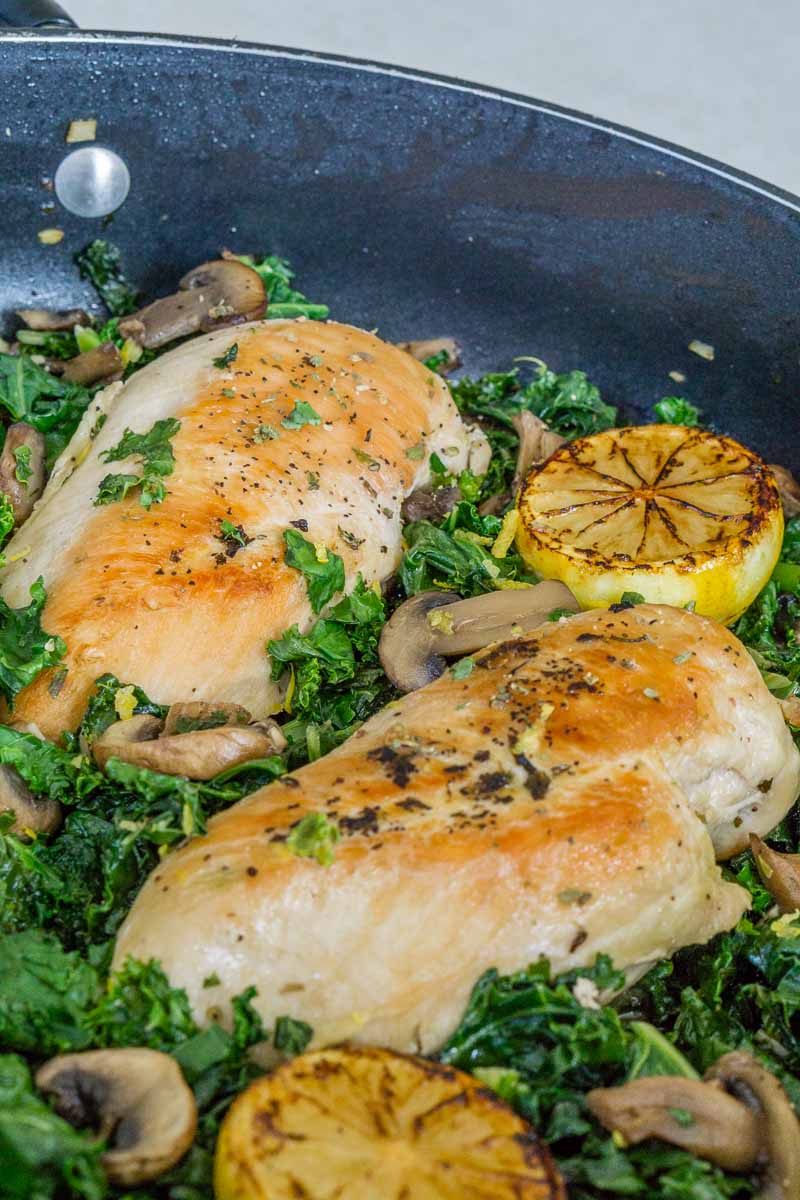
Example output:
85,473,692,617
118,260,266,350
36,1048,197,1187
401,485,461,524
61,341,123,386
163,700,253,736
94,715,285,780
379,580,579,691
16,307,91,331
706,1050,800,1200
512,411,567,492
587,1076,759,1173
395,336,461,375
769,465,800,517
91,714,165,770
750,834,800,913
0,422,46,524
0,763,61,837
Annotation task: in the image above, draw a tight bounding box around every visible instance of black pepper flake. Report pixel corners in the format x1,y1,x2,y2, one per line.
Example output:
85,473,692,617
366,744,419,788
339,806,380,836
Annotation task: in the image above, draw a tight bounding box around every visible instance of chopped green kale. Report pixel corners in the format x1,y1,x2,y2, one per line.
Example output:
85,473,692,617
274,1015,314,1055
0,578,65,708
12,445,32,485
400,501,538,596
0,354,92,468
95,417,180,509
286,811,340,865
653,396,702,426
237,254,329,320
74,239,139,317
213,342,239,369
283,529,345,613
281,400,321,431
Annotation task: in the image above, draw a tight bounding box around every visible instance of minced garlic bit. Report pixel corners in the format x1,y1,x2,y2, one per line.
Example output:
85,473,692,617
313,543,328,564
669,369,687,383
37,228,64,245
771,912,800,939
114,685,138,722
612,1130,629,1150
688,339,715,361
513,702,554,757
572,976,602,1010
643,687,660,700
65,118,97,144
427,608,455,636
491,509,519,559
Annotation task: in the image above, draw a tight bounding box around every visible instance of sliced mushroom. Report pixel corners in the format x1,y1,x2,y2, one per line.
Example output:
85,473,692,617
93,713,285,779
750,833,800,912
707,1051,800,1200
36,1048,197,1187
379,581,579,691
587,1076,759,1172
163,700,253,736
0,762,61,836
16,307,91,331
91,714,165,769
61,341,123,386
118,260,266,350
480,412,566,515
511,411,567,491
401,485,461,524
396,336,461,375
769,464,800,517
0,422,46,524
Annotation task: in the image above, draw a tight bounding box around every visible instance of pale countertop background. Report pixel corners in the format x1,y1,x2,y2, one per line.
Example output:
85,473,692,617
67,0,800,197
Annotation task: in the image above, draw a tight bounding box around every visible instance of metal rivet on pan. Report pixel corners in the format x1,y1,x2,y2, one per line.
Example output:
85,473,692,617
54,146,130,218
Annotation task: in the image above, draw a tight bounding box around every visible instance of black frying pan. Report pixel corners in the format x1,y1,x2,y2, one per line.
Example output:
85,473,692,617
2,2,799,464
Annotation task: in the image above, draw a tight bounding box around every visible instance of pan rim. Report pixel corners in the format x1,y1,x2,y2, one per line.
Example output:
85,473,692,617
2,26,800,218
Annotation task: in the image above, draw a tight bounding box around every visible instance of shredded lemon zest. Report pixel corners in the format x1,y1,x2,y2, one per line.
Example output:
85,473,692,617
314,542,328,563
114,685,137,722
494,578,534,590
491,509,519,559
284,666,296,714
427,608,455,635
8,545,31,563
513,703,555,757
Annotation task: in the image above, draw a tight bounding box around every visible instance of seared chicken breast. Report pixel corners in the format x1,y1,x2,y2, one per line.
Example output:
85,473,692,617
0,320,481,736
114,605,799,1057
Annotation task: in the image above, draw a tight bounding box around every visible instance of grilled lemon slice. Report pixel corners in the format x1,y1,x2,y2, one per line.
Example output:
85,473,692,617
214,1046,564,1199
516,424,782,624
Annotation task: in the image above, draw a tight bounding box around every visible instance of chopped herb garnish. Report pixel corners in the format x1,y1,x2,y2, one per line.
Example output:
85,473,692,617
254,423,279,442
451,657,474,680
12,445,32,485
94,417,180,509
74,239,138,316
283,529,345,613
273,1015,314,1055
405,442,425,461
219,519,249,554
653,396,702,426
286,811,340,865
213,343,239,369
281,400,321,430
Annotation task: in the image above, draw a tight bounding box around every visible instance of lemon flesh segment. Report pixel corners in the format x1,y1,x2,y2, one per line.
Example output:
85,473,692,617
516,424,782,625
214,1045,563,1200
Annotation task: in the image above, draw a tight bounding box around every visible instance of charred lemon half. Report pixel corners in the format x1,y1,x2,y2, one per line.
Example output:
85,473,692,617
214,1045,564,1199
516,424,782,624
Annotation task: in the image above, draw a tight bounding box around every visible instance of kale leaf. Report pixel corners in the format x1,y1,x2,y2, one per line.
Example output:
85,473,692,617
653,396,702,426
75,240,139,317
0,353,93,468
0,1053,106,1200
400,501,538,597
282,528,345,613
0,578,66,707
735,516,800,697
77,673,167,746
237,254,330,320
95,417,180,510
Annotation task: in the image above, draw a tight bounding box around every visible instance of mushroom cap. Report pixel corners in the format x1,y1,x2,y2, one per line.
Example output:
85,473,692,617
61,341,123,386
93,712,285,779
587,1076,759,1173
163,700,253,737
750,833,800,913
0,762,61,837
36,1047,197,1187
0,421,46,526
379,581,579,692
119,259,266,349
16,307,91,331
706,1050,800,1200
